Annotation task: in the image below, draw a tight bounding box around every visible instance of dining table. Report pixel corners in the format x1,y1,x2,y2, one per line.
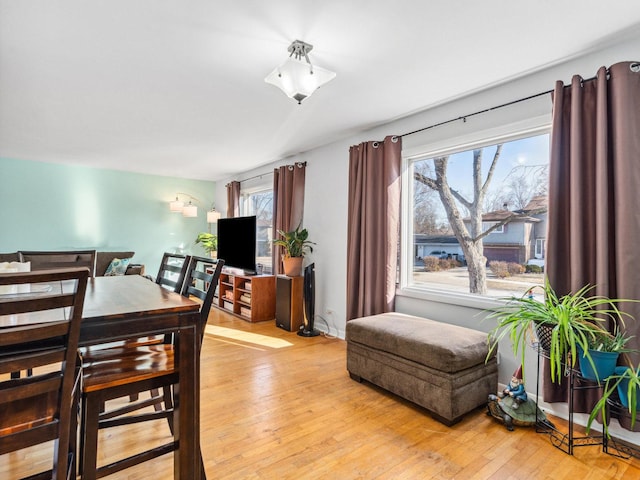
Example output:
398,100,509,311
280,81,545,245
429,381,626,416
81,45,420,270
0,274,204,480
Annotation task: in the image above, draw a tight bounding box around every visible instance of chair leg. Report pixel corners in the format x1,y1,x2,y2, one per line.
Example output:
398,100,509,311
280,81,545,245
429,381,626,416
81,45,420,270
163,385,175,434
80,392,101,480
151,388,162,411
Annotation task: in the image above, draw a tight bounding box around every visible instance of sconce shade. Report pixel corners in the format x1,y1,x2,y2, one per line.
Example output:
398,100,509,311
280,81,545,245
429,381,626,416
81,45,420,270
207,209,221,223
169,198,184,212
182,202,198,217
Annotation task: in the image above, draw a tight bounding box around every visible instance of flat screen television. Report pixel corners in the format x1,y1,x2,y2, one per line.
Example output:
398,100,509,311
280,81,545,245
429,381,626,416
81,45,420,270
216,215,257,274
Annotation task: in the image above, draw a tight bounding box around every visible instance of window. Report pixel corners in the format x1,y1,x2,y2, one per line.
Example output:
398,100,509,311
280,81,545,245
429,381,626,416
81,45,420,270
404,129,549,298
535,238,545,260
483,222,505,234
241,188,273,274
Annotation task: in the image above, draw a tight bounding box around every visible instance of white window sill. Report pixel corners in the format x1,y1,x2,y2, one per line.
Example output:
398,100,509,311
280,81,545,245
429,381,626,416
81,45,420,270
396,285,507,311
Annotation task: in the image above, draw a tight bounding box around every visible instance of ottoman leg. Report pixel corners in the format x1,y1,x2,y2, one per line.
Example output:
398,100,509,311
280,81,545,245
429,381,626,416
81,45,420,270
349,372,362,382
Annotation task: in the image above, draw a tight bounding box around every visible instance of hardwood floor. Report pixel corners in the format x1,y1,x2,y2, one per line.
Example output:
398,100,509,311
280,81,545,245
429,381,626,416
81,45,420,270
3,308,640,479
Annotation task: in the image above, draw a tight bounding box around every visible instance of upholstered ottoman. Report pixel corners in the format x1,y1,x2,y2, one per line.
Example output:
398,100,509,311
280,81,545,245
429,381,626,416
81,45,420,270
346,312,498,425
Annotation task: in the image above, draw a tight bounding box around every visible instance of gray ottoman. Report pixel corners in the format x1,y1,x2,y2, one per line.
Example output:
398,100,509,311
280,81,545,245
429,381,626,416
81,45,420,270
346,312,498,425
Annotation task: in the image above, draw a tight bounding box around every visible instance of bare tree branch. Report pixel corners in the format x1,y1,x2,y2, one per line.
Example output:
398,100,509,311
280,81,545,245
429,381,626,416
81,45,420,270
481,144,503,194
413,172,438,190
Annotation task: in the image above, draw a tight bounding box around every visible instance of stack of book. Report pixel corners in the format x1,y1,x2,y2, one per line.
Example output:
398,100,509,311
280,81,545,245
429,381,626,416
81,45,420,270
224,290,234,301
240,306,251,318
239,293,251,304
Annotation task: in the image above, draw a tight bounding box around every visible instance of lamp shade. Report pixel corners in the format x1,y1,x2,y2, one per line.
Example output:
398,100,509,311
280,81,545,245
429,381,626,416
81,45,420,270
207,209,221,223
265,57,336,104
182,202,198,217
169,198,184,212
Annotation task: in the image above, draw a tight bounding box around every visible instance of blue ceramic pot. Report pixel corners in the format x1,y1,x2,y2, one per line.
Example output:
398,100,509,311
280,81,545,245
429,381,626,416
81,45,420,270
577,347,619,381
615,366,640,411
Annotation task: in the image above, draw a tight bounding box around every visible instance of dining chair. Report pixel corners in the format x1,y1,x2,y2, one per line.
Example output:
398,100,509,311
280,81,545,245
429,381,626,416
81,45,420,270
155,252,191,292
79,256,224,479
0,267,89,480
20,250,97,277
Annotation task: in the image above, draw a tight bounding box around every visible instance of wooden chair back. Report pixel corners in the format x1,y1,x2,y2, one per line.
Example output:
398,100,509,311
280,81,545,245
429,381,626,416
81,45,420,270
0,267,89,480
20,250,97,277
156,253,191,293
181,256,224,344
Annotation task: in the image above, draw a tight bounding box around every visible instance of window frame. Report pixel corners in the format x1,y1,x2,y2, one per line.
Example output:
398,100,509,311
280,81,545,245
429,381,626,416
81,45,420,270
399,118,551,308
239,181,274,274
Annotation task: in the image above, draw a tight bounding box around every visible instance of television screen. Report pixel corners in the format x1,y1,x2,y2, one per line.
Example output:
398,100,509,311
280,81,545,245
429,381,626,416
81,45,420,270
217,215,257,274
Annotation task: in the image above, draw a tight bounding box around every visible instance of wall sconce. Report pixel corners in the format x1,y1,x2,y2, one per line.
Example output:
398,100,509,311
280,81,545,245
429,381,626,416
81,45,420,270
264,40,336,104
169,196,184,212
207,206,221,223
169,193,205,218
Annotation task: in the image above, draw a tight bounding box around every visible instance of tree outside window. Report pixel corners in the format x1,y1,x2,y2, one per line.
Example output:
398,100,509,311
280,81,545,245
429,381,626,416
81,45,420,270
408,132,549,297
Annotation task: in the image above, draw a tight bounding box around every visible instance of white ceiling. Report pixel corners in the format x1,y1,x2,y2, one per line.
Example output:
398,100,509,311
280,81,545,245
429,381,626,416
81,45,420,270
2,1,640,181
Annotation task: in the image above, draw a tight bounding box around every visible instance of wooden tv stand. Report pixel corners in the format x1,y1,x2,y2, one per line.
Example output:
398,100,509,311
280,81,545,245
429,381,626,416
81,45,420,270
216,272,276,322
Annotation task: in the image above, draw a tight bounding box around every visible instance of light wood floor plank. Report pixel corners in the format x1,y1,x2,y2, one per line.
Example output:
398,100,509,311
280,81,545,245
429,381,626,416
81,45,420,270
2,308,640,479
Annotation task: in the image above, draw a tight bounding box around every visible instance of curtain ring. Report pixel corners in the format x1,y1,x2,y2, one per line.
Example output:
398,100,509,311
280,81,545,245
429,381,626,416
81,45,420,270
372,141,380,148
288,165,294,171
630,62,640,73
391,136,398,143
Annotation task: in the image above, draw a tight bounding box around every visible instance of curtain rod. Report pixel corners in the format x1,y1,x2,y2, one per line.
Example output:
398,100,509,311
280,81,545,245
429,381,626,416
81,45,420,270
226,171,273,187
226,161,307,187
399,88,554,139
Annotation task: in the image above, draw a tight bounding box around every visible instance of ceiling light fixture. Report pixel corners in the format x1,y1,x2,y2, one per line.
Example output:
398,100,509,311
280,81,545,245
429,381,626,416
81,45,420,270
265,40,336,104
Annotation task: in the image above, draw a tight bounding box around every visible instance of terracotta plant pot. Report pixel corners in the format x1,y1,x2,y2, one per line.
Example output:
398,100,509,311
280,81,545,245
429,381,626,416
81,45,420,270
282,257,303,277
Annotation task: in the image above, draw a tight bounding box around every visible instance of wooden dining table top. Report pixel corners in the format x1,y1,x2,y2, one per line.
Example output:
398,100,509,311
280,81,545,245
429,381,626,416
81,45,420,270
0,274,200,328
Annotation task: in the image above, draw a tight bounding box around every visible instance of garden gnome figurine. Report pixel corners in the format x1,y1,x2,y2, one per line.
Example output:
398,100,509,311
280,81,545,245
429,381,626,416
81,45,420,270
499,366,527,409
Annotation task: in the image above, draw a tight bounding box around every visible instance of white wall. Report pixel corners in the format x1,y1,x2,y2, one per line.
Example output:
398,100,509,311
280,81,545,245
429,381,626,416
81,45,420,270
217,34,640,389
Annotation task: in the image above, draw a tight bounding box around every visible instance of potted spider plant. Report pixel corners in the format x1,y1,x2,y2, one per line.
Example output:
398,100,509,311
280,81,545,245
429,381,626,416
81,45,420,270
273,225,315,277
587,362,640,437
486,281,632,384
576,327,632,382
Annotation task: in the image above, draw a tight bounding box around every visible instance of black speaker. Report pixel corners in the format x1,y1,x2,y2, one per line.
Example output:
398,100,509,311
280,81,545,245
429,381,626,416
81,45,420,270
299,263,320,337
275,275,303,332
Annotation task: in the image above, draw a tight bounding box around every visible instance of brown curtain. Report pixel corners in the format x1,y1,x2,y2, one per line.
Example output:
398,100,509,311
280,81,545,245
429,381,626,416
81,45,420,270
346,135,402,320
226,181,241,218
545,62,640,418
272,162,306,275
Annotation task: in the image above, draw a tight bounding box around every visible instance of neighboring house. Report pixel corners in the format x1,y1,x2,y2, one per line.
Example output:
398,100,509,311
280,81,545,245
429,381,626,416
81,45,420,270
418,196,548,266
518,195,547,263
464,195,548,265
414,235,465,263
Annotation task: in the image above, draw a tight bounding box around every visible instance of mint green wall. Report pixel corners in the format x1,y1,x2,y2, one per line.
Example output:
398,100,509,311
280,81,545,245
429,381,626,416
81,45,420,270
0,158,216,276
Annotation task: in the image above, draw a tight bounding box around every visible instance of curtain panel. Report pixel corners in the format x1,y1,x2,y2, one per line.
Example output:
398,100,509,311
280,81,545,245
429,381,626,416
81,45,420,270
226,181,241,218
346,135,402,321
545,61,640,415
272,163,306,275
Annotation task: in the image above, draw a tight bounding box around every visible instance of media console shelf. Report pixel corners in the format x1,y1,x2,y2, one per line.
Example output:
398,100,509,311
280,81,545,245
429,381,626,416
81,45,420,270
216,272,276,322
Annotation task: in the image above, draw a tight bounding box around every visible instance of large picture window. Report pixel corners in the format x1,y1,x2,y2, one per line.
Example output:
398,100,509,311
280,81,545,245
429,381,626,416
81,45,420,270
404,130,549,298
241,188,273,274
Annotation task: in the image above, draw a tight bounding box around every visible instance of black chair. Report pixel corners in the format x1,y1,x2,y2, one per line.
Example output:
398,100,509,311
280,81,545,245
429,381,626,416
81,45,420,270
0,267,89,480
79,257,224,479
155,252,191,293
